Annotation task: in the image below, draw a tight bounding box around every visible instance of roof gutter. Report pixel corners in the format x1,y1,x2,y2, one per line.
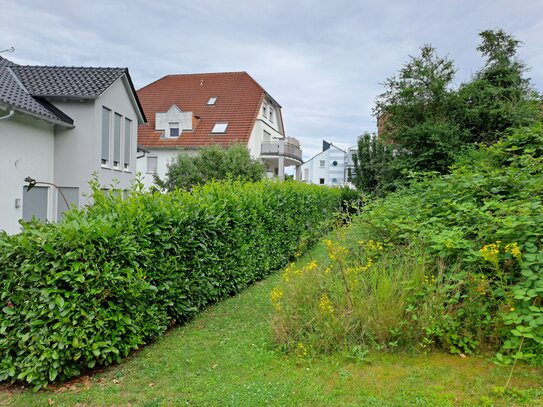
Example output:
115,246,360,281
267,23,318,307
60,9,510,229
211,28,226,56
0,109,14,121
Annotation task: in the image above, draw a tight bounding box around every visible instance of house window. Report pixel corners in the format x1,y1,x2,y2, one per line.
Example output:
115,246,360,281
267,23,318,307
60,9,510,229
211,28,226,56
101,107,111,166
124,118,131,171
332,178,338,184
207,97,217,105
169,122,180,138
263,130,271,142
352,153,358,163
147,156,158,174
347,168,352,179
304,168,309,180
319,160,325,167
319,178,325,185
113,113,122,169
269,108,274,123
262,104,268,118
211,122,228,133
332,160,338,166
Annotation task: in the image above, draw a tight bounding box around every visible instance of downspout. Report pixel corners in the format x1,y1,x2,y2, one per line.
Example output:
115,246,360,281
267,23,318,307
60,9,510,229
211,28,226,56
0,110,14,121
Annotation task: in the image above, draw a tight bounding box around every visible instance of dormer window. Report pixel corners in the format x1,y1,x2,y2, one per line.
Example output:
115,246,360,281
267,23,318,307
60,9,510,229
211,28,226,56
211,122,228,134
169,122,179,138
207,97,217,105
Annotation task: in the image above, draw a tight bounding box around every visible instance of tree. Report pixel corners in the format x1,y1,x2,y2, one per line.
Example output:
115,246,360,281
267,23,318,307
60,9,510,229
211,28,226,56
352,132,396,196
374,45,467,176
455,29,541,144
155,144,265,191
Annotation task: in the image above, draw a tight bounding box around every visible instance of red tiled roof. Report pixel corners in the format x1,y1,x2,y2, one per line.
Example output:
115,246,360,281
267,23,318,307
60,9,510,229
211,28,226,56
137,72,266,148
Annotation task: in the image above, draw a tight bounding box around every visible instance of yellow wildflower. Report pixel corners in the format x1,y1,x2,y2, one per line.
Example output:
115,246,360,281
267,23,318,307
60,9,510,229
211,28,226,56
319,294,334,315
305,260,318,272
505,243,522,261
270,287,283,311
480,242,500,265
295,342,308,358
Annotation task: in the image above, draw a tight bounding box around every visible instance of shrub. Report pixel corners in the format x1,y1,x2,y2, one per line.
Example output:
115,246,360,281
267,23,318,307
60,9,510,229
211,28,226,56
0,179,342,389
273,123,543,361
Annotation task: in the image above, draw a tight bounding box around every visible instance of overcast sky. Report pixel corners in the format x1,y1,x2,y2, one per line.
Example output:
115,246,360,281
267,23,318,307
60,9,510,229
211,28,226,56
1,0,542,160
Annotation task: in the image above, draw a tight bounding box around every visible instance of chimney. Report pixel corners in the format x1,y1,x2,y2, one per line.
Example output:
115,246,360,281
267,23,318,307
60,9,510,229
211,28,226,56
323,140,330,152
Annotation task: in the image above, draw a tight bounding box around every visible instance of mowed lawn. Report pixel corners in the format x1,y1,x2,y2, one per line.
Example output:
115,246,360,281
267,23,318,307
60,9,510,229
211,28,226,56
2,241,543,407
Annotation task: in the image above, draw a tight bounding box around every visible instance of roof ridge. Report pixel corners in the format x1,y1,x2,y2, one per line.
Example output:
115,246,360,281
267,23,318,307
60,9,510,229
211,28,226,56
164,71,250,77
13,64,126,71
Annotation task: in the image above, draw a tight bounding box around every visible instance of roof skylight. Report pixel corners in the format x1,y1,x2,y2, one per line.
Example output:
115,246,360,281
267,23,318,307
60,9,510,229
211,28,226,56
207,97,217,105
211,122,228,133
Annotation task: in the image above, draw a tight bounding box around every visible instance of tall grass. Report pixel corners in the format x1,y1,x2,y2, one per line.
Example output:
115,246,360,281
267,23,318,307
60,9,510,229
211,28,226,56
271,223,498,356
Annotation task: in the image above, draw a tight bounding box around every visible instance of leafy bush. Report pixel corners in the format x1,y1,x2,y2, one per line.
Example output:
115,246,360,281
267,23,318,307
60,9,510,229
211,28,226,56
0,180,342,389
273,123,543,362
155,144,266,191
356,123,543,360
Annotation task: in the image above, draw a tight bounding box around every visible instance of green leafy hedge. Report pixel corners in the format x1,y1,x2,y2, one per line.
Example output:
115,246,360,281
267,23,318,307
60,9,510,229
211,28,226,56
0,180,342,389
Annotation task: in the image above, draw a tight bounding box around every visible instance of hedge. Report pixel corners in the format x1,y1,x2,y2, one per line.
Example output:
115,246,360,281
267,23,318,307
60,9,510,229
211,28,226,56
0,180,343,389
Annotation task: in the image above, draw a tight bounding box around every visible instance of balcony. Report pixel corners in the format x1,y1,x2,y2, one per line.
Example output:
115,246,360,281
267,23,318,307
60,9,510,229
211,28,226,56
260,137,302,163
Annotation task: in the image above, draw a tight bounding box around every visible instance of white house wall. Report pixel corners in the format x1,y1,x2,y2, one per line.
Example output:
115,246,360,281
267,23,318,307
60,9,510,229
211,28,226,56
52,76,140,205
301,145,346,186
247,99,286,176
0,112,55,234
136,148,194,189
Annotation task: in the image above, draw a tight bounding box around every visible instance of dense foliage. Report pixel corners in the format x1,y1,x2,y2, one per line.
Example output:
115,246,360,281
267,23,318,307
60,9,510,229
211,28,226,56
360,29,541,195
352,132,395,196
273,123,543,364
155,144,266,191
0,180,342,389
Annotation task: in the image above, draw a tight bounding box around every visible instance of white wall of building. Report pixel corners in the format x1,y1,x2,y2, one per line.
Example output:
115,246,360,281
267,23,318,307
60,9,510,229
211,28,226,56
136,148,196,189
53,76,140,206
0,75,142,234
0,112,55,234
301,144,347,186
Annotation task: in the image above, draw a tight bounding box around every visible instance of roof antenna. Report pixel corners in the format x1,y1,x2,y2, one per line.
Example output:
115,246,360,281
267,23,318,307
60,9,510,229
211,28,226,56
0,47,15,54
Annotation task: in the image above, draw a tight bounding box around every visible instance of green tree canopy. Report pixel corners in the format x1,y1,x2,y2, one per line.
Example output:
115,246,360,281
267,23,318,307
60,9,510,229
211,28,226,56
359,28,541,196
455,29,541,144
155,144,265,191
352,132,395,196
374,45,467,175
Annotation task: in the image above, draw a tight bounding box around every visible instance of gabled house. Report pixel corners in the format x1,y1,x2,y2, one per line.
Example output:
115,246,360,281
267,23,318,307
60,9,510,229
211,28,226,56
0,55,146,234
136,72,302,187
300,141,357,186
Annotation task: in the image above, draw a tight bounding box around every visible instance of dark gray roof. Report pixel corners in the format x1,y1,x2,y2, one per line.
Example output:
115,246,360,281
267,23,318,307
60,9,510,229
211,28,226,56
0,56,146,126
0,56,73,125
10,65,126,98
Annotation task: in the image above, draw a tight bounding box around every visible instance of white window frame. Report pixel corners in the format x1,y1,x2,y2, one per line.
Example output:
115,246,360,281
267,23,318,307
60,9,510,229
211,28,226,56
147,156,158,174
101,107,111,167
207,97,217,105
168,122,180,138
124,118,132,172
113,113,122,170
211,122,228,134
319,160,326,168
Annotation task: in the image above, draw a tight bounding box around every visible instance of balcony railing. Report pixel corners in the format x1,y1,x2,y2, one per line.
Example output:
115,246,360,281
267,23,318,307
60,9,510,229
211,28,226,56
260,139,302,162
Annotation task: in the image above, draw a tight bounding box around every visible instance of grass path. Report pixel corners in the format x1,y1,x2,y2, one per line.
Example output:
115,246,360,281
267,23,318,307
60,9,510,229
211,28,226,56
2,241,543,406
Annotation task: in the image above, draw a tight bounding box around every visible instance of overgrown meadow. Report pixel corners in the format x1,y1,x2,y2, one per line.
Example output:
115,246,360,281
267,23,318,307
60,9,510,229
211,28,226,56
272,123,543,370
0,180,343,390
